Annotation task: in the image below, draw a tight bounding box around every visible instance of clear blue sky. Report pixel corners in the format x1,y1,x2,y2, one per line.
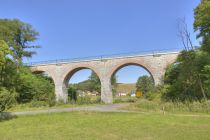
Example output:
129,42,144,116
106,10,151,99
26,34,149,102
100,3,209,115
0,0,200,83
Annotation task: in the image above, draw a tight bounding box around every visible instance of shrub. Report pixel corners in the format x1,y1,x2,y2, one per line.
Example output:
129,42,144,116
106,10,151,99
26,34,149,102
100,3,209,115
0,87,16,112
114,96,138,103
76,96,92,105
29,100,48,107
16,67,55,106
90,96,101,104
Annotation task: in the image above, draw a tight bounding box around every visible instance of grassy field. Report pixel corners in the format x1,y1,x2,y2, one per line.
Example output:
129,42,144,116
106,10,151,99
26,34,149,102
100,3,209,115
0,111,210,140
8,96,102,112
121,99,210,114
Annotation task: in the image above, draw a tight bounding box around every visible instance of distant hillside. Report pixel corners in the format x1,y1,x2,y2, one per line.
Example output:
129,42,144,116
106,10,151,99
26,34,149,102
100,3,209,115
69,80,92,91
116,83,136,93
69,81,136,93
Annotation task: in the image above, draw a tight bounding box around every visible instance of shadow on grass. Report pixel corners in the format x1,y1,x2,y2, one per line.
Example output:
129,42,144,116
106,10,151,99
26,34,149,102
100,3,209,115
0,112,17,122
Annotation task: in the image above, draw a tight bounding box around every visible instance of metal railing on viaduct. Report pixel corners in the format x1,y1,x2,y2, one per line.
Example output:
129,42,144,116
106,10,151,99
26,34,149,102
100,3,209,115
25,49,181,66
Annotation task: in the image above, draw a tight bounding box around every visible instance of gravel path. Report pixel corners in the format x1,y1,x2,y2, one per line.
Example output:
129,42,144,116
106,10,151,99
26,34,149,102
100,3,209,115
10,103,130,116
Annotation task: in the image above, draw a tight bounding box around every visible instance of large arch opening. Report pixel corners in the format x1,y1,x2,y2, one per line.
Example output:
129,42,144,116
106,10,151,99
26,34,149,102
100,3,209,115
63,67,101,104
111,63,155,103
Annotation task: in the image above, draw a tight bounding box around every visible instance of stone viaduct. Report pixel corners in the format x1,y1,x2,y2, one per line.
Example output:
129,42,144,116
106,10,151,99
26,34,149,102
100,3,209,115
30,51,179,104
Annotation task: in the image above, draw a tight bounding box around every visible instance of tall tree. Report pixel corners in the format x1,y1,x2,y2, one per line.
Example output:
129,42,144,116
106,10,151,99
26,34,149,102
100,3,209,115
194,0,210,99
0,40,12,86
162,0,210,102
0,19,40,64
89,71,101,93
136,75,154,94
88,71,118,95
194,0,210,53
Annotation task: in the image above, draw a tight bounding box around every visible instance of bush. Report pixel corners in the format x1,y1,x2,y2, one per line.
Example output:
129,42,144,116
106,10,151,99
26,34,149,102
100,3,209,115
75,96,101,105
114,96,138,103
135,99,159,111
124,99,210,114
90,96,101,104
16,67,55,106
29,100,48,107
0,87,16,112
162,101,210,113
68,86,77,101
76,96,92,105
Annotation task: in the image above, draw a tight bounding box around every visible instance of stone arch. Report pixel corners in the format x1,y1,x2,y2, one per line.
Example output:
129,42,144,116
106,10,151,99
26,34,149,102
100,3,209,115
63,67,101,86
61,65,102,102
110,63,155,84
108,59,156,84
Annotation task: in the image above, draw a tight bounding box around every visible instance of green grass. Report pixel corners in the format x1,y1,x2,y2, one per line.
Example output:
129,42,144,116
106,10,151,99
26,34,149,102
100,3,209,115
8,102,100,112
8,96,102,112
113,96,138,103
0,111,210,140
121,99,210,114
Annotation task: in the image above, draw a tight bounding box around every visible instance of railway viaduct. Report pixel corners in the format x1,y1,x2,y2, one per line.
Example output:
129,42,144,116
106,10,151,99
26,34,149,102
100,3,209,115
30,51,179,104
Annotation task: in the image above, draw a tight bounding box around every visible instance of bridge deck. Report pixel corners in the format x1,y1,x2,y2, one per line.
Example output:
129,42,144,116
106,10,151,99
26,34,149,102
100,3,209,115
26,49,181,66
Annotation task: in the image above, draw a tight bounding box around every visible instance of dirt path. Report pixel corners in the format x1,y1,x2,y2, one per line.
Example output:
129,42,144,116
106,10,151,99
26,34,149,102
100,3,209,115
1,103,210,118
10,103,130,116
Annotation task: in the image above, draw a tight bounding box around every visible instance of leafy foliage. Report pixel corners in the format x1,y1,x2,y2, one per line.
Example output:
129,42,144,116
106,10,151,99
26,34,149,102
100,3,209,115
162,50,210,102
68,85,77,102
0,87,16,112
0,19,55,111
194,0,210,53
162,0,210,102
88,72,101,93
16,67,55,106
0,19,40,63
136,75,154,94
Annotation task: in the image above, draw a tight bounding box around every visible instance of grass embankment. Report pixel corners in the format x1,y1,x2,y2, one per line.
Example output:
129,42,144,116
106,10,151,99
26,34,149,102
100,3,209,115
0,111,210,140
121,99,210,114
8,96,102,112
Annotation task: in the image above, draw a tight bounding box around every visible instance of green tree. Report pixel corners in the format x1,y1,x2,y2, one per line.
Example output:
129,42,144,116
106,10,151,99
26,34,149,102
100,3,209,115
0,40,11,66
88,71,118,95
89,72,101,93
0,19,56,109
0,40,12,85
0,19,40,63
136,75,154,94
0,87,16,112
111,75,118,96
15,67,55,106
68,85,77,102
194,0,210,53
162,0,210,102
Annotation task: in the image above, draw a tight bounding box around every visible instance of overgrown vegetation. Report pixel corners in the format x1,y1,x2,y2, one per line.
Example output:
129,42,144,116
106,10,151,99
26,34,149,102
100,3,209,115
0,19,55,112
136,75,154,94
122,99,210,114
161,0,210,102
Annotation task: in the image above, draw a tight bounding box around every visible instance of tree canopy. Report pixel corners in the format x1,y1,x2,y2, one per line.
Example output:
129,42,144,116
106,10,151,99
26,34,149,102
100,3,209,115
0,19,54,112
136,75,154,94
162,0,210,102
194,0,210,53
0,19,40,63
